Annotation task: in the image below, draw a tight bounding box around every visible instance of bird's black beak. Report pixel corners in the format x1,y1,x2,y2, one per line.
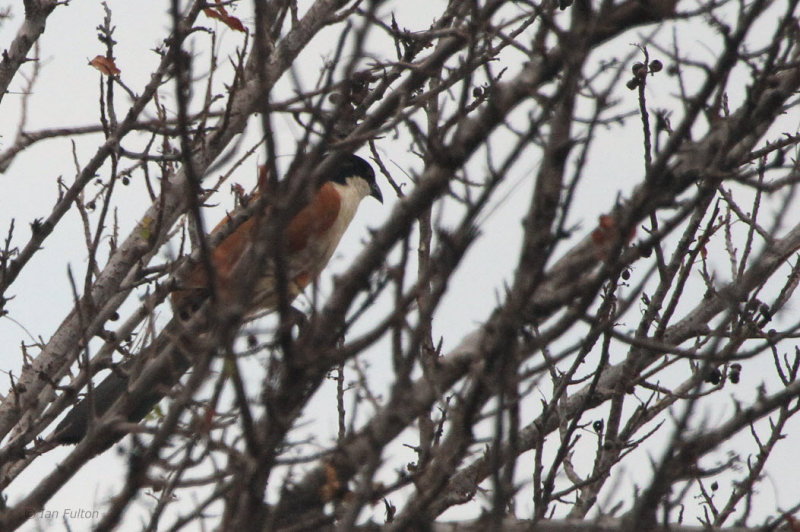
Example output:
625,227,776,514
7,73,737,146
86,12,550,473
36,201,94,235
370,181,383,204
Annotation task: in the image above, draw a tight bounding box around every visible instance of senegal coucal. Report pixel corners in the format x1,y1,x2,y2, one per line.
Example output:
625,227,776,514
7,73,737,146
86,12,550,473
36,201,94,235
53,153,382,446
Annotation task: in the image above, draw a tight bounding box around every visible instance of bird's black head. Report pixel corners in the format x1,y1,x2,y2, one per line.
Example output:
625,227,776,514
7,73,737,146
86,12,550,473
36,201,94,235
332,154,383,203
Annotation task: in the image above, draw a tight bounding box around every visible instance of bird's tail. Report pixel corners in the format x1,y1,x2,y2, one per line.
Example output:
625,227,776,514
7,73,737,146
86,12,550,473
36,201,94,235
52,316,199,449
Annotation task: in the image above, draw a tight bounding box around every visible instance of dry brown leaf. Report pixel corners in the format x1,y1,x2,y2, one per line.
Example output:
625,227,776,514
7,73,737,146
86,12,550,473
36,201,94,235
204,2,246,33
89,55,121,76
320,461,341,502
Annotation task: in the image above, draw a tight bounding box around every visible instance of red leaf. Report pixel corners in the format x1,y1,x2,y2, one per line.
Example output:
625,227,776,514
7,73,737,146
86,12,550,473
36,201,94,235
591,227,608,246
204,2,246,33
89,55,121,76
598,214,615,230
591,213,636,259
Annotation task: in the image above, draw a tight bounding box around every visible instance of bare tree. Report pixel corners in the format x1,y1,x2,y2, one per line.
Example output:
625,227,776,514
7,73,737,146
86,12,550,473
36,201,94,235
2,0,800,530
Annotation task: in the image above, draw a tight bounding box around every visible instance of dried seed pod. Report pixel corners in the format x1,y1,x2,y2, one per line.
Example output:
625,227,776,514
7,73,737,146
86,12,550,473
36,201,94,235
729,363,742,384
704,368,722,385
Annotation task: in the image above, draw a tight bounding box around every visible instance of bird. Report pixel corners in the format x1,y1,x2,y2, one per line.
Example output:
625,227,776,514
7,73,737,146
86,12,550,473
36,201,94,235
53,153,382,446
